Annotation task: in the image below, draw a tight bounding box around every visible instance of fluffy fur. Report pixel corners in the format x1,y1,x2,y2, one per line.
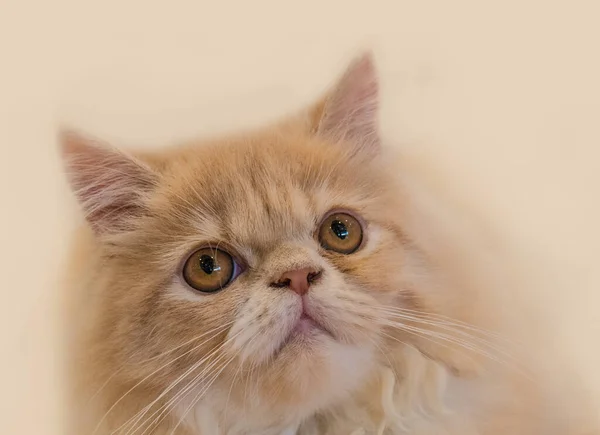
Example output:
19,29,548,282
61,54,554,434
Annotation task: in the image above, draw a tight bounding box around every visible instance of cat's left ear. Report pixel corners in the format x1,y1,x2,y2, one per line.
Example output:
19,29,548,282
310,52,380,156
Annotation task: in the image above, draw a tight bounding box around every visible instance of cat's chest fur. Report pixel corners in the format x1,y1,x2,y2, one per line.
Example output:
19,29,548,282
166,364,539,435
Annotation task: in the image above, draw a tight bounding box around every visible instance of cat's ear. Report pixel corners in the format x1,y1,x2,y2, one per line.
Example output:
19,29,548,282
311,53,380,156
59,130,158,234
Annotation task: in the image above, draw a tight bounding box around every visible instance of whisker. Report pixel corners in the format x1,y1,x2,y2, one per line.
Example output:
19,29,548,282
373,306,531,373
144,329,245,434
380,320,533,380
98,321,233,435
223,358,243,421
231,334,260,420
381,320,501,363
125,328,244,435
242,336,261,419
123,346,228,435
134,349,231,435
168,354,237,435
379,311,519,362
379,329,483,378
375,305,517,345
88,323,230,406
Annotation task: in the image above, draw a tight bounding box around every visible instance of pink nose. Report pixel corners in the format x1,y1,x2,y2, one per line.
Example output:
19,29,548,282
272,267,322,295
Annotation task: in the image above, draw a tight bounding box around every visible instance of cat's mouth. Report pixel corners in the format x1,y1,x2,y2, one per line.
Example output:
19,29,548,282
294,312,323,334
295,297,336,337
273,310,335,357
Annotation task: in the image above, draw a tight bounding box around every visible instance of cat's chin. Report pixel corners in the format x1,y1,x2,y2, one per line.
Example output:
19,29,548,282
273,338,373,405
211,340,375,432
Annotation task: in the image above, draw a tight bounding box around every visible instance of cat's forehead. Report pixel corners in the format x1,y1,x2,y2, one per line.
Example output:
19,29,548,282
152,135,381,253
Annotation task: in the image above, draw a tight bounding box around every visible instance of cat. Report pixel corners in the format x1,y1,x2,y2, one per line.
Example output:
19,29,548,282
60,53,555,434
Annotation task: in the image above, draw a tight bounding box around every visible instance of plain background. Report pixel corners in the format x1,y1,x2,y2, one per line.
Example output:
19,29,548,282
1,0,599,433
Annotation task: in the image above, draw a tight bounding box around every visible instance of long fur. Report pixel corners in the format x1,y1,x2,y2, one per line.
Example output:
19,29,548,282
60,53,562,434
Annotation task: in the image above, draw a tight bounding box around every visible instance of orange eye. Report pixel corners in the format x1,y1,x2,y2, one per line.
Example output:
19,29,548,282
318,212,363,254
182,248,236,293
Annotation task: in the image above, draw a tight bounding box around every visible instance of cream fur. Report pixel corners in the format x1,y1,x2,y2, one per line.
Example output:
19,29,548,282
60,54,563,434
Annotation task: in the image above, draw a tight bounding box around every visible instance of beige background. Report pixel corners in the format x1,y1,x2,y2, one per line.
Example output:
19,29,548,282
1,0,599,433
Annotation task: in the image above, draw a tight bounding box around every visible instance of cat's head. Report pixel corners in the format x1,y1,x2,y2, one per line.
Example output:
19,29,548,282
61,54,473,428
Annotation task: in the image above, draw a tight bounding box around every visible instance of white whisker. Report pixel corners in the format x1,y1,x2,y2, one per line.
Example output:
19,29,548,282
169,354,237,435
375,305,517,345
98,321,233,435
379,311,519,362
379,320,533,380
124,328,244,435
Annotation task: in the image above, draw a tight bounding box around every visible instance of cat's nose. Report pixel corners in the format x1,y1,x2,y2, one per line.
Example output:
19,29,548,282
271,267,322,295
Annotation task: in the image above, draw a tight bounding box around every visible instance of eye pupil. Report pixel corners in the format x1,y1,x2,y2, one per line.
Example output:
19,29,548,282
199,254,216,274
331,220,349,240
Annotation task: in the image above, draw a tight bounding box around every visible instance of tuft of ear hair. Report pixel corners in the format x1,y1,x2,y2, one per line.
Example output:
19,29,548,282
58,130,158,234
311,52,380,157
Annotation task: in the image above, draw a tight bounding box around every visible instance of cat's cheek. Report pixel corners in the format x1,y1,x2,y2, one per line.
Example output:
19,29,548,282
342,237,412,301
305,277,382,345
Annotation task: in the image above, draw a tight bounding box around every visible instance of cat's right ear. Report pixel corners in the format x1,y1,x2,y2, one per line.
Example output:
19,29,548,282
59,130,158,235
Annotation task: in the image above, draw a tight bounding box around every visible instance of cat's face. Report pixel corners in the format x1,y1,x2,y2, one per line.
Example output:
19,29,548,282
62,55,438,427
129,136,407,416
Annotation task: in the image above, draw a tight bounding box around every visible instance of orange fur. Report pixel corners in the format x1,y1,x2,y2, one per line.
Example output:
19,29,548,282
60,54,557,434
